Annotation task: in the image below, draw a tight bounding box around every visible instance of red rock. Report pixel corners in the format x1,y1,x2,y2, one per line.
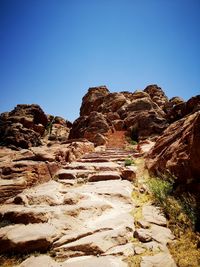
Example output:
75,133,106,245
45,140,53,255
0,104,48,149
144,84,168,109
146,111,200,185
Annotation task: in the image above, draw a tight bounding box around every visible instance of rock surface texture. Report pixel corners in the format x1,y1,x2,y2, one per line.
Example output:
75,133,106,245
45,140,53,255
69,85,169,145
0,140,94,203
0,104,48,149
0,147,176,266
146,111,200,186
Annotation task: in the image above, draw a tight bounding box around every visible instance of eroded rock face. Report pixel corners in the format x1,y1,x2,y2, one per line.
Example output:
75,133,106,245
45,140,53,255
70,85,169,145
69,112,111,146
144,84,168,109
0,104,48,149
80,86,110,116
47,115,72,142
0,141,94,203
146,111,200,185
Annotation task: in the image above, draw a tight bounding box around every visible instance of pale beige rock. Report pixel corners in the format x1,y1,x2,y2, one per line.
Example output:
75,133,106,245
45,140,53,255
134,246,146,255
17,180,65,206
134,229,152,242
141,252,177,267
137,220,150,229
54,228,131,257
64,161,121,171
142,205,167,226
104,243,135,257
19,255,58,267
62,255,128,267
151,224,174,245
0,223,58,253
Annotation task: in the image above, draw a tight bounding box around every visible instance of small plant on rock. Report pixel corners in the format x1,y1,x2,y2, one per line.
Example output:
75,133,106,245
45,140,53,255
124,157,135,166
146,177,173,204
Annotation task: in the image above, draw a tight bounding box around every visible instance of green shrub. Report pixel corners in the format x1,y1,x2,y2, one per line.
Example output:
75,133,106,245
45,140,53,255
146,177,173,204
124,158,135,166
130,140,138,145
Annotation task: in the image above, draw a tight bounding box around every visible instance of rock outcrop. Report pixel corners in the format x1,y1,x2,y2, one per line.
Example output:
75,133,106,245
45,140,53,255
0,148,176,267
69,85,169,145
0,141,94,203
46,115,72,142
0,104,48,149
146,111,200,186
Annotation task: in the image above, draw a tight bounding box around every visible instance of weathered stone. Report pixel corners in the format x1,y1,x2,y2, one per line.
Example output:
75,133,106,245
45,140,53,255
104,243,135,256
134,246,146,255
134,229,152,242
144,84,168,109
0,223,58,253
142,205,167,226
121,169,136,181
151,224,174,245
146,111,200,185
141,252,177,267
0,104,48,149
137,220,150,229
88,171,121,182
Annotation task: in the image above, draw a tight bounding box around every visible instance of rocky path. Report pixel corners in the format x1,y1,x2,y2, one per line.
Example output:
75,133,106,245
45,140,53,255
0,148,176,267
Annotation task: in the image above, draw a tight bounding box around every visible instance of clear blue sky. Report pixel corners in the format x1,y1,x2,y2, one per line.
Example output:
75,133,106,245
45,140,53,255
0,0,200,122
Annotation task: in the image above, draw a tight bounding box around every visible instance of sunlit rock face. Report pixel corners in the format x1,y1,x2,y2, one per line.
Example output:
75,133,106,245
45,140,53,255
69,84,169,145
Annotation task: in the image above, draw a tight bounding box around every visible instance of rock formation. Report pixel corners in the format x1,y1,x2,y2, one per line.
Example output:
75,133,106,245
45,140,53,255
46,115,72,142
0,104,48,149
69,85,169,145
146,111,200,186
0,84,199,266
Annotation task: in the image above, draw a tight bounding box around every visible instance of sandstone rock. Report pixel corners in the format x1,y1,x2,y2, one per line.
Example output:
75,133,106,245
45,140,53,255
142,205,167,226
137,220,150,229
0,223,58,253
47,115,72,142
54,227,131,257
103,243,135,257
19,255,128,267
80,86,110,116
185,95,200,114
165,97,185,123
93,133,107,146
144,84,168,109
69,112,110,144
67,256,128,267
19,255,58,267
150,224,174,245
134,229,152,242
88,171,121,182
121,169,136,181
146,111,200,185
0,104,48,149
0,204,49,224
134,246,146,255
0,141,94,202
141,252,177,267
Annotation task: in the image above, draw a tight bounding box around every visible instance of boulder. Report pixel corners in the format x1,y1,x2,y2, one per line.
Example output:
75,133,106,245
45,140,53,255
146,111,200,185
70,85,169,145
80,86,109,116
0,104,48,149
144,84,168,109
0,141,94,202
0,223,58,253
69,112,110,145
46,115,72,142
